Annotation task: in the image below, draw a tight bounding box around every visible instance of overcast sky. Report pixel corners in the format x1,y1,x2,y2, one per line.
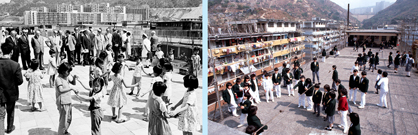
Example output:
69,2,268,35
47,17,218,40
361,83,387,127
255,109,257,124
0,0,9,3
330,0,397,9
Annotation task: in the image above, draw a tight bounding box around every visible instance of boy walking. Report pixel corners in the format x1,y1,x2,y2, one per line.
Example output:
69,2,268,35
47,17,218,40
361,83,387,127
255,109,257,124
358,71,369,109
332,65,338,90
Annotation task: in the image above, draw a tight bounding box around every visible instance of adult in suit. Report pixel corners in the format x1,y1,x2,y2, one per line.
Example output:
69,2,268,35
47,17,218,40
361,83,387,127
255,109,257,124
31,30,45,70
18,29,31,70
5,30,19,63
81,30,93,65
0,43,24,134
65,30,76,66
73,27,83,65
112,29,122,62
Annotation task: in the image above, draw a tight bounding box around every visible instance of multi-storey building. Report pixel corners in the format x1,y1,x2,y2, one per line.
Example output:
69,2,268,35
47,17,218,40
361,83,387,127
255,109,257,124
208,19,305,112
302,18,346,56
56,3,73,13
31,7,48,12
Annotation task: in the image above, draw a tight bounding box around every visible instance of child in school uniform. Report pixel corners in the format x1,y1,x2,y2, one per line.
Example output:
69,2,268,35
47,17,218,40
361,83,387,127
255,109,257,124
312,84,322,117
356,54,363,71
282,63,288,87
305,78,314,111
247,106,268,135
237,90,252,128
377,72,389,108
357,71,369,109
338,88,349,133
375,69,382,94
351,62,359,74
263,73,274,103
294,76,306,108
48,49,57,88
325,91,336,131
222,82,239,117
24,60,45,111
331,65,338,90
284,68,295,96
322,84,331,118
250,74,261,103
234,78,244,103
171,75,200,135
387,52,393,68
293,64,303,88
129,58,149,96
348,113,361,135
368,54,376,72
75,78,105,135
349,69,360,104
375,52,379,70
272,68,282,98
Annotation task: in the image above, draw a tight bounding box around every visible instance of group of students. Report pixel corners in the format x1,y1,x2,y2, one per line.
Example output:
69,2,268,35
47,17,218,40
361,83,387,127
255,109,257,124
21,46,200,135
387,51,415,77
221,49,396,134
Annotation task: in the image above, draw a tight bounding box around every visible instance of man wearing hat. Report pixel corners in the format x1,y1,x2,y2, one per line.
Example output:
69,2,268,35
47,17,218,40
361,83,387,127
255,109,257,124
17,29,31,70
142,33,151,67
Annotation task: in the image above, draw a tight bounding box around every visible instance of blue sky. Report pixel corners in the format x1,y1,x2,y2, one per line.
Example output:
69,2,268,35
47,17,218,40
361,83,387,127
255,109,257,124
330,0,397,9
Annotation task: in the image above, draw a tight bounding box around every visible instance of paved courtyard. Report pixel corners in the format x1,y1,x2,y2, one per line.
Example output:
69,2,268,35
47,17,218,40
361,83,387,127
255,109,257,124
211,47,418,135
9,53,203,135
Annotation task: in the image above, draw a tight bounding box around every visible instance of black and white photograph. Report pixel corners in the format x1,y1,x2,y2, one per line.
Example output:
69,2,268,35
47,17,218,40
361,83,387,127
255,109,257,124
0,0,202,134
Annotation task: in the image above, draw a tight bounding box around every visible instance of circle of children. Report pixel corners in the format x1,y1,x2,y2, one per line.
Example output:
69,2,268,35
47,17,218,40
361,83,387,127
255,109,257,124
2,31,201,135
222,49,401,135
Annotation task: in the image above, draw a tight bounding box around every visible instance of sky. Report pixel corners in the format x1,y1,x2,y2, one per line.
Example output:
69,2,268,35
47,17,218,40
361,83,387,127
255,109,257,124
330,0,397,9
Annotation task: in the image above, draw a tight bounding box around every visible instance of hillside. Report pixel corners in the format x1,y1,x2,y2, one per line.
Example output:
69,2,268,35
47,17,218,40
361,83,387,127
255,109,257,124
209,0,360,28
0,0,201,16
362,0,418,28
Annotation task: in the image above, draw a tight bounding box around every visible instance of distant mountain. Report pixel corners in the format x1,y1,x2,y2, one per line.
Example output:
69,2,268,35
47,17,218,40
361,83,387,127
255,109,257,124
362,0,418,28
0,0,201,16
209,0,360,28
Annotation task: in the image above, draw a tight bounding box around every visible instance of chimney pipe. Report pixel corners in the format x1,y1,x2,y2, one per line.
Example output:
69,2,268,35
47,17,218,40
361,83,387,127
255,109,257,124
347,4,350,27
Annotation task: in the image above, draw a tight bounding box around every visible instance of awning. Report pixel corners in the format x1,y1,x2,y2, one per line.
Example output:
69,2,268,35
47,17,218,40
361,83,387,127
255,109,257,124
272,34,282,36
240,65,257,74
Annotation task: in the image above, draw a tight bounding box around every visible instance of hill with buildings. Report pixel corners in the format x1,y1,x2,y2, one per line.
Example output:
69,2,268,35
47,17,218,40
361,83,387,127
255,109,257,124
209,0,360,28
362,0,418,29
0,0,201,16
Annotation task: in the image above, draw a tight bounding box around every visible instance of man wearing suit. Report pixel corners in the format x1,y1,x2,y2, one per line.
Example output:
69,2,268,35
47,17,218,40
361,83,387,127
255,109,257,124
81,30,93,65
272,68,282,98
357,71,369,109
66,30,76,66
222,82,238,116
311,57,320,83
112,29,122,62
31,30,45,70
73,27,83,65
348,69,360,104
17,29,31,70
5,30,19,63
0,43,24,134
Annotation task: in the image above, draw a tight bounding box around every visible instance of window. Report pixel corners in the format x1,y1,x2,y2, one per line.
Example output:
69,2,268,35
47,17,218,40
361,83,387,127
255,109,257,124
291,23,295,27
277,22,282,27
268,22,274,27
284,23,289,27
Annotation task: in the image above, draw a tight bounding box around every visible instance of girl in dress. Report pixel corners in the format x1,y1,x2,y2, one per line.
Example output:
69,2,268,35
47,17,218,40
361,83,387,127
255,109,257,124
107,62,138,123
24,60,45,111
48,49,57,88
161,58,173,104
129,58,150,96
75,78,105,135
171,75,200,135
143,66,166,121
148,81,172,135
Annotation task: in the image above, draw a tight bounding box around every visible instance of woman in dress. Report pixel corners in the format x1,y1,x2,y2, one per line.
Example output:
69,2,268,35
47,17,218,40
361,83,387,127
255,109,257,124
24,60,45,111
107,62,138,123
171,75,200,135
148,81,172,135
